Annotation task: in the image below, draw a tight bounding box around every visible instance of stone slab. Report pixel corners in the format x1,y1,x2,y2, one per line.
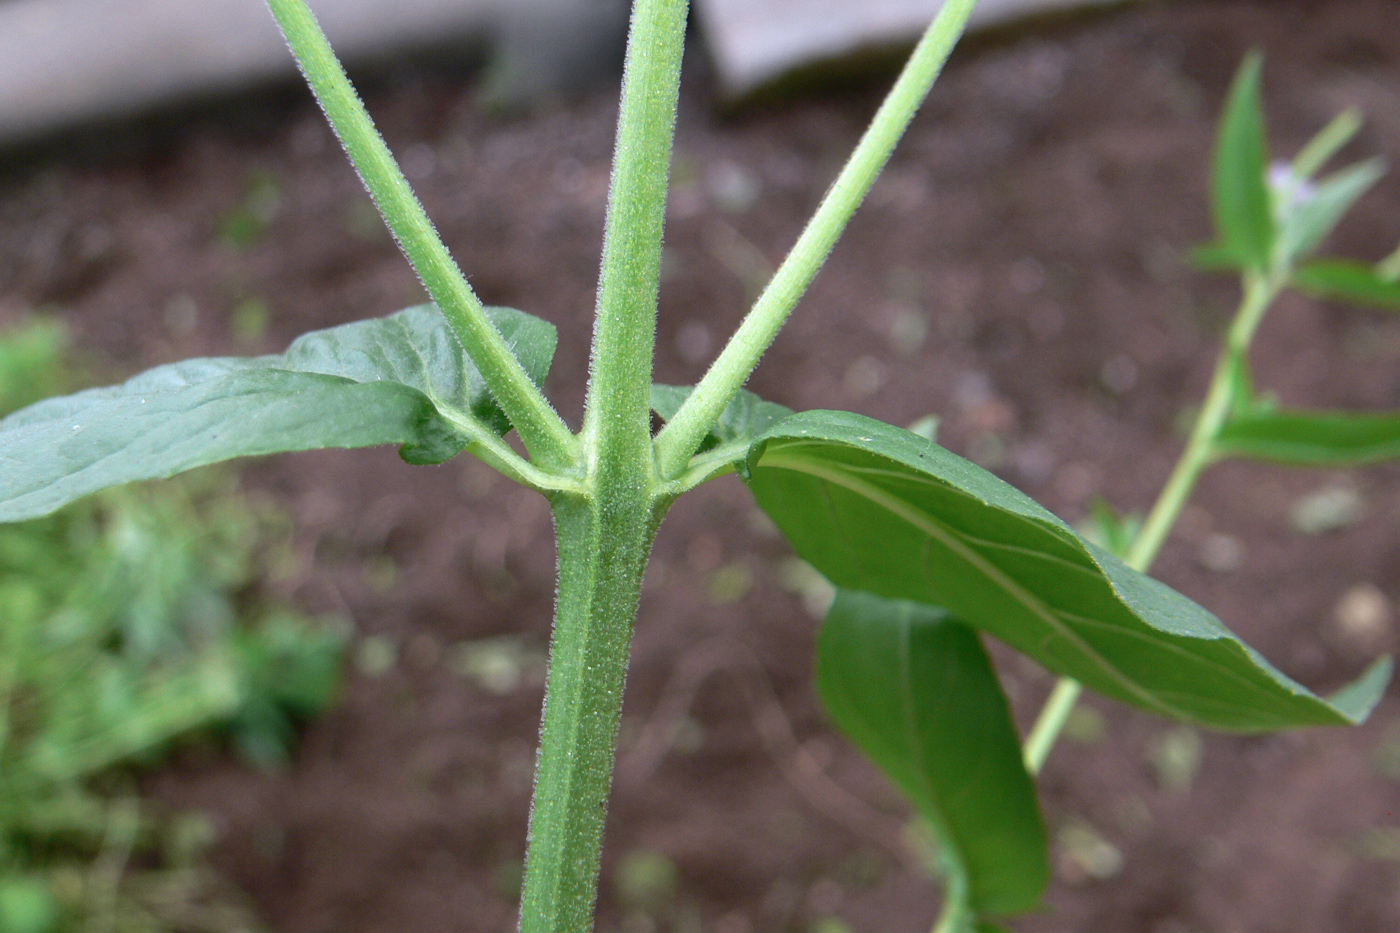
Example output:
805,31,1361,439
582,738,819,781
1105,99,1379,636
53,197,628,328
0,0,626,144
695,0,1138,97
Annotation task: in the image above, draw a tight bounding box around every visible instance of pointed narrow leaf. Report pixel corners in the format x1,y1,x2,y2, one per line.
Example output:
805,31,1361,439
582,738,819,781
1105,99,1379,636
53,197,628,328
651,384,793,450
1211,52,1274,271
818,590,1047,915
0,305,556,522
1276,158,1385,264
742,411,1389,731
1217,407,1400,466
1293,259,1400,310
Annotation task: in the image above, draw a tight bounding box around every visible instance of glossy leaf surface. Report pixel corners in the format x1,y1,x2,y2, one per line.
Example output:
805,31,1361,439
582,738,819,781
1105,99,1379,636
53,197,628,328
1217,407,1400,466
817,590,1047,915
0,305,556,522
1210,52,1274,271
742,411,1389,731
1292,259,1400,310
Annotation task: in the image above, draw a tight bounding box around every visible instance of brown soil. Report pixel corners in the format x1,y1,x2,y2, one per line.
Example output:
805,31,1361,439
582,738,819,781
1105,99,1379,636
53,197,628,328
2,1,1399,931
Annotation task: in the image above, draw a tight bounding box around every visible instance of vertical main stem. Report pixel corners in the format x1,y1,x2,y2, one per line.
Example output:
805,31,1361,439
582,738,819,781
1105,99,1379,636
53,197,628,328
520,493,666,933
583,0,689,459
523,4,688,929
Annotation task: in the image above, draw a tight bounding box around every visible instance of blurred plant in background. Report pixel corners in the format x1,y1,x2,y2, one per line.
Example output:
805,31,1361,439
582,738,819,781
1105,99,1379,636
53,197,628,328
0,318,345,933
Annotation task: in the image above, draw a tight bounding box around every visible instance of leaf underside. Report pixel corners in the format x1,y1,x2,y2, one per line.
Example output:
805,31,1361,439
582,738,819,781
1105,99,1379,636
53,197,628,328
742,410,1389,732
818,590,1047,916
0,305,556,523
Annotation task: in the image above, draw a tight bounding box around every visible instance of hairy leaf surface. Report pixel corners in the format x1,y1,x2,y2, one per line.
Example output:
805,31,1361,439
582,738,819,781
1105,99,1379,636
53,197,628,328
0,305,555,522
742,411,1389,731
818,590,1047,915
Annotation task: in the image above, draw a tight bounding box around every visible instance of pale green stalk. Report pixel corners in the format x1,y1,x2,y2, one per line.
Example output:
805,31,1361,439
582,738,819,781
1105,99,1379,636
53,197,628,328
930,871,971,933
264,0,576,470
653,0,979,480
1291,108,1362,180
1024,272,1282,774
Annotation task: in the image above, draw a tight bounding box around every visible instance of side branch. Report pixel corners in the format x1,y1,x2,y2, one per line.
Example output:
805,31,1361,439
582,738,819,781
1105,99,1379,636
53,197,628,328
265,0,577,469
653,0,978,478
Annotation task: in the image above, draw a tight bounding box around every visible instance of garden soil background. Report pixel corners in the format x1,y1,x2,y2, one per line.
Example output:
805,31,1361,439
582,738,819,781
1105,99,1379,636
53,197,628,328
2,0,1400,930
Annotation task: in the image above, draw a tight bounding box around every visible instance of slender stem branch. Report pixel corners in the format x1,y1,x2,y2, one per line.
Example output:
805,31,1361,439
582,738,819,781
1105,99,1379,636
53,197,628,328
438,411,584,493
1125,272,1274,569
653,0,978,479
583,0,689,471
929,868,970,933
1022,678,1082,775
1023,273,1281,773
264,0,577,469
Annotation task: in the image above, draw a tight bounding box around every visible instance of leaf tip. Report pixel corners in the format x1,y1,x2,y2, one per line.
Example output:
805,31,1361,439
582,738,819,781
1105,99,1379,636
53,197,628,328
1328,655,1392,724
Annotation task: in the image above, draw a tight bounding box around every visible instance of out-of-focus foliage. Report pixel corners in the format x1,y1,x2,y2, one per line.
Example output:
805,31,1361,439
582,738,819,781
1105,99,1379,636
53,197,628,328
0,318,345,933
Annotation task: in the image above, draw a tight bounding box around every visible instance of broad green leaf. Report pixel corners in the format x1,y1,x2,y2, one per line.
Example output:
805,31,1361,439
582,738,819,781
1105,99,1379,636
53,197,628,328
742,410,1390,731
1275,158,1385,264
817,590,1047,915
0,305,556,523
1292,259,1400,310
651,384,793,451
1216,407,1400,466
1211,52,1274,271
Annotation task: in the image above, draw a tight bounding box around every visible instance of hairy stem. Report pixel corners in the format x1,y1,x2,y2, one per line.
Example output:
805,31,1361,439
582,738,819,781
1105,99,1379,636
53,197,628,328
520,5,692,926
264,0,576,469
521,494,666,933
583,0,689,471
653,0,978,478
1024,272,1280,773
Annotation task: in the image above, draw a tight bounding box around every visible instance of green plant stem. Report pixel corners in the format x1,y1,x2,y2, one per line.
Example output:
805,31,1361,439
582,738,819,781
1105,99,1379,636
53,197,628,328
264,0,576,470
520,494,667,933
583,0,688,475
1021,678,1082,775
1023,272,1280,773
519,4,691,929
653,0,977,479
930,869,971,933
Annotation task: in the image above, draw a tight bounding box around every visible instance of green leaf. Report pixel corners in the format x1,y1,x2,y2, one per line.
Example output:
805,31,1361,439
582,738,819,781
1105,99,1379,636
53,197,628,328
1211,52,1274,271
817,590,1047,915
651,384,793,452
1292,259,1400,310
1217,407,1400,466
0,305,556,523
1189,242,1244,273
1275,158,1385,264
742,410,1390,731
